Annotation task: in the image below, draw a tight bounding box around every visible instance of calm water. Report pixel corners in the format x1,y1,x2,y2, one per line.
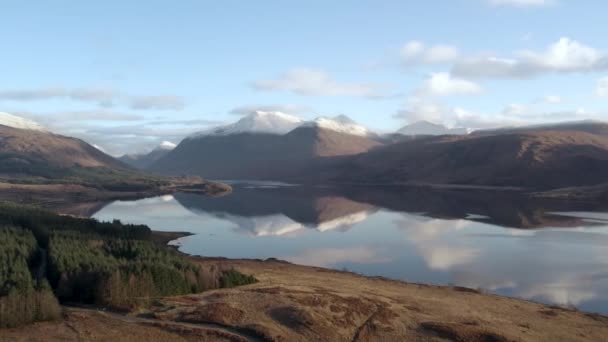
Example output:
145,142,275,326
92,183,608,314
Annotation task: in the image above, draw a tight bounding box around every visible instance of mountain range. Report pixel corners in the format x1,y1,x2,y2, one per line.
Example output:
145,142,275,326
2,110,608,193
147,111,383,179
332,123,608,189
146,111,608,191
124,111,472,175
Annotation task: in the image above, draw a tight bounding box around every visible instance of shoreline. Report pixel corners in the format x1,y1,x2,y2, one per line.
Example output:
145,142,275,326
0,179,232,215
153,230,606,318
147,242,608,341
3,226,607,340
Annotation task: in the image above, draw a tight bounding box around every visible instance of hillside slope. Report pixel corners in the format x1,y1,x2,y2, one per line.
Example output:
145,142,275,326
334,128,608,190
119,142,176,170
0,124,130,179
150,126,381,180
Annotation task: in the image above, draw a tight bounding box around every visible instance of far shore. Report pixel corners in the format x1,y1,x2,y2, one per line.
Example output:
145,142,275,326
0,179,232,211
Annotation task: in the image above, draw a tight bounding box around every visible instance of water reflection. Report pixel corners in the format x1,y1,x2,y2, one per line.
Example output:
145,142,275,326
91,184,608,313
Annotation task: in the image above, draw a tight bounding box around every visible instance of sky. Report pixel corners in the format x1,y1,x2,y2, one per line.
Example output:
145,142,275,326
1,0,608,155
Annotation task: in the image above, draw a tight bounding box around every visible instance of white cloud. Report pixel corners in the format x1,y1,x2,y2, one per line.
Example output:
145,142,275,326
26,110,144,122
452,56,533,79
394,99,444,123
6,108,223,156
488,0,554,7
70,88,117,107
453,38,608,79
395,98,602,130
285,246,391,268
128,95,184,111
0,87,66,101
502,103,529,116
252,68,391,98
596,76,608,97
230,104,312,116
401,41,460,65
418,72,482,96
521,38,605,71
0,86,185,110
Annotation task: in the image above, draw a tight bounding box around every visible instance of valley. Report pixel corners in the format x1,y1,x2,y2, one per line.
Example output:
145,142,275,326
4,3,608,340
1,113,608,340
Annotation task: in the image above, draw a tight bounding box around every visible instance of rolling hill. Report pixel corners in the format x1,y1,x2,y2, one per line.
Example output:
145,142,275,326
0,117,131,180
332,125,608,190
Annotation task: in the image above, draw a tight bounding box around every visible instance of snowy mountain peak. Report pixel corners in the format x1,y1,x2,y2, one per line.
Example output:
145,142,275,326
0,112,45,131
302,115,371,137
190,111,304,138
332,114,357,125
158,141,177,150
398,120,469,136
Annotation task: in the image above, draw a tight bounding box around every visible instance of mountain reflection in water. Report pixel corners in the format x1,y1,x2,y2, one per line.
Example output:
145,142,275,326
91,183,608,314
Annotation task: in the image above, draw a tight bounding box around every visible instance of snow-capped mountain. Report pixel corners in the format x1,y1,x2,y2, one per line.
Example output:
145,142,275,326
188,112,374,139
150,113,381,177
158,140,177,150
190,111,303,138
397,120,469,136
301,115,372,137
0,112,45,131
119,140,178,169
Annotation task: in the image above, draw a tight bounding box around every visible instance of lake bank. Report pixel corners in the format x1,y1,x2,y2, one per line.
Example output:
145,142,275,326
0,179,231,215
4,252,608,341
94,185,608,314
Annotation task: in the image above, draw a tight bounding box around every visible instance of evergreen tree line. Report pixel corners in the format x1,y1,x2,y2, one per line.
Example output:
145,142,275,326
0,227,61,328
0,202,256,327
47,232,217,308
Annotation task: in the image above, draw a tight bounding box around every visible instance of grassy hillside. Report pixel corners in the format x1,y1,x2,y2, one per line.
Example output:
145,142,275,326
334,129,608,190
0,124,180,192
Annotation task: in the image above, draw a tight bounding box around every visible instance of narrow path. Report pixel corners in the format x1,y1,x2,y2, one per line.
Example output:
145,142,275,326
64,306,265,342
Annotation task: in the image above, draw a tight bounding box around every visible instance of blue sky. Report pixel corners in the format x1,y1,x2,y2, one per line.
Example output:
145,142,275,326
1,0,607,155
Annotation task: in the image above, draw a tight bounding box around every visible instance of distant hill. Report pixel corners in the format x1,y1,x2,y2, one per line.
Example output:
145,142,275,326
0,121,131,180
333,125,608,190
473,120,608,137
119,141,177,169
148,115,608,191
149,112,382,179
397,120,469,136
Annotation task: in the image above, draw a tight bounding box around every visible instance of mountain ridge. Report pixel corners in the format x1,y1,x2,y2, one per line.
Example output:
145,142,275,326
0,112,46,131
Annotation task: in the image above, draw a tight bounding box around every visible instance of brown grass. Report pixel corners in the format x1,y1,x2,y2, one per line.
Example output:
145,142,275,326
3,258,608,341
